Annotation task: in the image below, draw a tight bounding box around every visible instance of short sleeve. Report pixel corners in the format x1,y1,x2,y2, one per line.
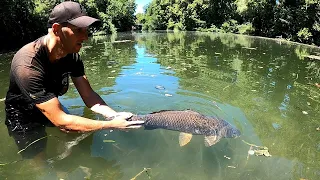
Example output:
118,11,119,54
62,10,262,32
70,53,85,77
13,65,56,104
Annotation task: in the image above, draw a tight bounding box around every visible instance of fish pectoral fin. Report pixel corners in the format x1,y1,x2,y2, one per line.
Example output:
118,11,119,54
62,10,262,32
204,135,221,147
179,132,193,147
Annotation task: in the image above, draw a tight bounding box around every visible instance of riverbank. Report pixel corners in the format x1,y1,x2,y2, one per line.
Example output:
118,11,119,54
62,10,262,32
2,30,320,54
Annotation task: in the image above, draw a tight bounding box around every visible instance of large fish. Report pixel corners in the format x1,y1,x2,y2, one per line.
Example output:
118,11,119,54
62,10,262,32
129,110,241,147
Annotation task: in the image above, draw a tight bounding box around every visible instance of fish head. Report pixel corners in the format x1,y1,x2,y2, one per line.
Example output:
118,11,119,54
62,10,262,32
226,127,241,138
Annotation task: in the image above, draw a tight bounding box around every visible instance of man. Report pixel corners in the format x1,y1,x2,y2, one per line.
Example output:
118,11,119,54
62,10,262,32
4,1,143,159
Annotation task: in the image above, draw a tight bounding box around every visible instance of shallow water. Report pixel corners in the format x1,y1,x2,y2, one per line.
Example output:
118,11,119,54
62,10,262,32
0,32,319,180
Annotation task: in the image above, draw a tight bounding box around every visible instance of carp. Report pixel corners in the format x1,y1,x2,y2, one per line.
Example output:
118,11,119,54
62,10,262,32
129,110,241,147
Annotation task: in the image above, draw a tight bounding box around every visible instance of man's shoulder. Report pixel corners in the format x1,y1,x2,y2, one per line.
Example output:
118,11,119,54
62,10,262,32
15,37,44,55
12,37,47,67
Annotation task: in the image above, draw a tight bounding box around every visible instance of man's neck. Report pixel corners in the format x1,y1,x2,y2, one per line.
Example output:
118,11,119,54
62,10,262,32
44,33,68,62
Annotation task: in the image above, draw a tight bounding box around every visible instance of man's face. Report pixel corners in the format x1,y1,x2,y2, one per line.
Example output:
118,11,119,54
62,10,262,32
60,23,88,53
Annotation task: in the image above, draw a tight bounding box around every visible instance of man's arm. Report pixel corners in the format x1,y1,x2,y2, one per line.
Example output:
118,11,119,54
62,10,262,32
36,75,144,132
36,98,111,132
36,97,143,132
71,75,119,118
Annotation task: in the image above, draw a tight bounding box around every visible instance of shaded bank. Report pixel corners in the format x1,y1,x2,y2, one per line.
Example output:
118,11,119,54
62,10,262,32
1,0,136,52
139,0,320,46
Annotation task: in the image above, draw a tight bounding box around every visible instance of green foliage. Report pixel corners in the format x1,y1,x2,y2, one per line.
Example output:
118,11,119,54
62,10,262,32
167,18,176,30
297,27,313,43
313,22,320,32
1,0,137,51
174,22,185,31
0,0,45,51
237,22,255,34
221,19,239,33
235,0,249,14
106,0,136,32
136,13,146,24
2,0,320,51
140,0,320,46
77,0,136,33
197,24,220,32
34,0,60,17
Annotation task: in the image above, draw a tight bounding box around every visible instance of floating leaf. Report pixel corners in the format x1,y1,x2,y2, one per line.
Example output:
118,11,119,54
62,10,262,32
242,47,257,50
130,168,151,180
248,150,255,155
155,85,165,90
224,155,231,159
112,40,132,43
254,149,272,157
227,166,236,168
103,140,116,143
242,140,271,157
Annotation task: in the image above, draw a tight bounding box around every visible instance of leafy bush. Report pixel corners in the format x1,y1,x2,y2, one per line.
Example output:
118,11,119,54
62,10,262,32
297,28,312,43
237,22,255,35
221,19,239,33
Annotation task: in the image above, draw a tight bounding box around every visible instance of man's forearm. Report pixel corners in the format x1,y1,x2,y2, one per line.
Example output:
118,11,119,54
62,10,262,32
83,91,106,107
90,104,117,118
82,91,117,117
57,114,114,132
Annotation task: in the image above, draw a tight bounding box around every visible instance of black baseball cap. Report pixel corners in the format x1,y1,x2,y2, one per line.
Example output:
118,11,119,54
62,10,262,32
47,1,99,28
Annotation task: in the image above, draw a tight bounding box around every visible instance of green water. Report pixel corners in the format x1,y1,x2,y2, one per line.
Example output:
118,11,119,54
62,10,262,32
0,32,319,180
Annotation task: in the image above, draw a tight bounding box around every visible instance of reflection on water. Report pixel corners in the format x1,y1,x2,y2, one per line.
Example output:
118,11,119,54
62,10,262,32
0,32,319,179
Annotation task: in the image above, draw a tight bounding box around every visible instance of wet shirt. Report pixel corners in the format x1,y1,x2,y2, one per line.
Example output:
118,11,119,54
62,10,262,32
5,36,85,132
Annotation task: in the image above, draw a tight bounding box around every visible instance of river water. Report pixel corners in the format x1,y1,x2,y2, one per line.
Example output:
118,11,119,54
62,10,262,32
0,31,319,180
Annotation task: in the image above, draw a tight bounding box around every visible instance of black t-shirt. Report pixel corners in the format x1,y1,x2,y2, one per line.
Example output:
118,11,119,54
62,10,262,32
5,36,85,132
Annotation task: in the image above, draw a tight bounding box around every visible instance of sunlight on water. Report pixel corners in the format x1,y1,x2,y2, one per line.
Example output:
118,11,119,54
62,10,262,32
0,32,319,179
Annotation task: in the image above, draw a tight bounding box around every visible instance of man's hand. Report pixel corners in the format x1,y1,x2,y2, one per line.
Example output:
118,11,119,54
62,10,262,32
109,112,144,129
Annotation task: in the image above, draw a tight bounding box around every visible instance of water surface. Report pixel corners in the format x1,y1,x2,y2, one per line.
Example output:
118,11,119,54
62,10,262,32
0,32,319,180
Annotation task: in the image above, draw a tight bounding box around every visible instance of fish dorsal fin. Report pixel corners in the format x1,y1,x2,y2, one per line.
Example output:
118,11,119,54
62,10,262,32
150,110,174,114
179,132,193,147
204,135,221,147
149,109,201,115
